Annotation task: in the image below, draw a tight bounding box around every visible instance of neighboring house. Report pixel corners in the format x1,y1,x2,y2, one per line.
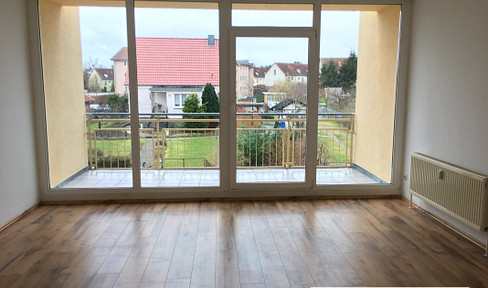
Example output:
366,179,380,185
124,36,220,116
85,93,110,110
264,63,308,87
88,68,114,92
84,94,95,111
270,98,307,115
263,92,286,107
236,60,254,99
270,98,307,128
111,47,128,95
253,67,266,86
319,57,348,69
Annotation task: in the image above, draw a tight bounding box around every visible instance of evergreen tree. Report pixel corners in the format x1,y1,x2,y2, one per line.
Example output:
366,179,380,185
107,94,129,112
201,83,219,113
338,52,358,90
319,60,339,88
182,94,206,128
201,83,219,128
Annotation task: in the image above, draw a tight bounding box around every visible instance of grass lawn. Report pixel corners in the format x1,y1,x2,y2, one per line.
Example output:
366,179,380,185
317,131,350,165
87,121,114,133
86,120,130,133
89,138,147,157
318,127,349,144
317,119,347,128
168,130,217,138
163,137,218,168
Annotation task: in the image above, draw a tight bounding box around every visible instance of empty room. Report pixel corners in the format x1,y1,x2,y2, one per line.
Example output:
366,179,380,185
1,0,488,287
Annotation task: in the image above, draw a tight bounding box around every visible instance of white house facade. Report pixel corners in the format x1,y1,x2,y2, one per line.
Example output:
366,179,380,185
264,63,308,87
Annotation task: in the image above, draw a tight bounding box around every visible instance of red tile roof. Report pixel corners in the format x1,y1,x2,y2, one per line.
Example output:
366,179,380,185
125,38,220,86
84,94,96,103
111,47,128,61
275,63,308,76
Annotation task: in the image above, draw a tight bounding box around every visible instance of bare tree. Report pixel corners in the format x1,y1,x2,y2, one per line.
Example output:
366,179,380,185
289,82,307,103
88,73,102,93
83,58,99,91
268,80,307,103
326,88,356,113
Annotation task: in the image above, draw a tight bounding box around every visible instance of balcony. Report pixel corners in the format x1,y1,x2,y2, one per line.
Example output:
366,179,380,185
54,112,383,189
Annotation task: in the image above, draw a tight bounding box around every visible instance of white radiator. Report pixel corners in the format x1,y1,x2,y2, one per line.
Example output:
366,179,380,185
409,152,488,256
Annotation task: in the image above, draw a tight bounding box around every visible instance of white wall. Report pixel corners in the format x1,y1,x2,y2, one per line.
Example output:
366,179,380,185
113,60,127,95
167,91,203,114
265,64,286,87
137,86,152,113
403,0,488,243
0,0,40,226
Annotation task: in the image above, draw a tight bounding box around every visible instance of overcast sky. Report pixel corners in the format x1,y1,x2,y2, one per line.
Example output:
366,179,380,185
79,7,359,68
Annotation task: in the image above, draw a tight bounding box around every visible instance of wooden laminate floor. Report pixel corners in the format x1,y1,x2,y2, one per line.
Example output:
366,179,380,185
0,199,487,288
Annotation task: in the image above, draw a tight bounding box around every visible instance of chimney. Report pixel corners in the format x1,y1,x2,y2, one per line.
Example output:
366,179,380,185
207,35,216,46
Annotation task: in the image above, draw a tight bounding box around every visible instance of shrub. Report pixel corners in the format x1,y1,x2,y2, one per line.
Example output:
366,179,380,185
98,155,132,168
88,148,132,168
107,94,129,112
237,128,283,166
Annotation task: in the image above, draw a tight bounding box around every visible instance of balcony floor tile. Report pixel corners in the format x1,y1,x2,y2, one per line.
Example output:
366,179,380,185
59,167,382,189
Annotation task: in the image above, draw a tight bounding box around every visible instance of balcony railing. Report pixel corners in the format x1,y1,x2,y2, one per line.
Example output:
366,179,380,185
86,113,354,170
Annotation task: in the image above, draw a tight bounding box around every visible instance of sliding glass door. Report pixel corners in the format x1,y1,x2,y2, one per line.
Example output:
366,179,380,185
233,36,310,185
228,4,319,190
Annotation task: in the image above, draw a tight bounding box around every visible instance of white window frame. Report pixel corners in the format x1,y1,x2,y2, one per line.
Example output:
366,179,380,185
173,93,189,108
28,0,411,201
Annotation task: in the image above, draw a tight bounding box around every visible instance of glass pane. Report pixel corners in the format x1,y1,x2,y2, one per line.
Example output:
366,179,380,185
39,0,133,189
232,4,313,27
236,37,308,183
134,2,220,188
317,5,401,185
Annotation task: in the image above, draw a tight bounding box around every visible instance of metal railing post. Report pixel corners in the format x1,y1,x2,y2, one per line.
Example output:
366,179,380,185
285,120,289,168
94,129,98,169
162,128,166,169
88,119,93,169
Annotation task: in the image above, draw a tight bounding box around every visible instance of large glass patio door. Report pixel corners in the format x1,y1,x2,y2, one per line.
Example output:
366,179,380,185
36,0,404,195
229,28,318,190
